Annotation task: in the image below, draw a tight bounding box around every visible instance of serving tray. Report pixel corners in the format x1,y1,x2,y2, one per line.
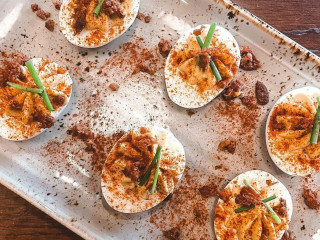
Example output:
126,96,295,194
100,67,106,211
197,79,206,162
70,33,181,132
1,0,320,239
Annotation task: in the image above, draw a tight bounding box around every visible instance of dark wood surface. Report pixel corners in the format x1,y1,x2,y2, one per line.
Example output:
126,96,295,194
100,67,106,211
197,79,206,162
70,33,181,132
1,1,319,239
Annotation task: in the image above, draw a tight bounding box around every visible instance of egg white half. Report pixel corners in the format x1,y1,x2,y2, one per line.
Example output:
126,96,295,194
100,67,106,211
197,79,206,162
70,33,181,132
0,58,73,141
165,24,241,109
59,0,140,48
101,126,186,213
266,86,320,176
214,170,293,240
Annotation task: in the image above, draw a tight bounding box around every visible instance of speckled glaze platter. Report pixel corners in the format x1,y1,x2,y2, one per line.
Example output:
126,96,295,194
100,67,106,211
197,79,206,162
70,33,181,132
1,0,320,239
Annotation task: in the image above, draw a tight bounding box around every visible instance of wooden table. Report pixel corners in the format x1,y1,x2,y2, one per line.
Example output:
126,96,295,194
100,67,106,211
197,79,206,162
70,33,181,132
1,1,319,239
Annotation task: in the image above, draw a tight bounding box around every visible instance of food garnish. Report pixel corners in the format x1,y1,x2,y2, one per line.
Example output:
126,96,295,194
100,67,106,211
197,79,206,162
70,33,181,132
93,0,104,16
195,23,222,81
7,82,43,94
234,195,277,213
244,179,281,224
151,146,162,195
310,96,320,144
25,61,54,111
139,145,162,186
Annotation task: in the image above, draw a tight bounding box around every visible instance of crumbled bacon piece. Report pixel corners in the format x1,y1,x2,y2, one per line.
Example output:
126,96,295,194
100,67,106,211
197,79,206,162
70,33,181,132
303,189,320,210
218,139,236,154
73,0,88,34
193,28,202,36
255,81,269,105
222,80,244,101
216,79,229,89
163,227,180,240
158,39,172,58
31,4,39,12
109,83,119,91
145,16,151,23
50,94,66,107
133,62,155,75
137,12,145,20
273,198,287,217
123,161,141,182
240,46,261,70
198,53,210,69
102,0,125,18
281,231,293,240
235,186,261,207
0,59,24,87
186,109,196,117
45,19,55,32
36,9,51,20
52,0,62,10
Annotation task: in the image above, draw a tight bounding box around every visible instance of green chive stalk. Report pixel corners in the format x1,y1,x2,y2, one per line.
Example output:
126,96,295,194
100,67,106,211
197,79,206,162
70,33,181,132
151,146,162,195
25,61,54,112
310,97,320,144
139,146,162,186
234,195,277,213
7,82,43,94
93,0,104,16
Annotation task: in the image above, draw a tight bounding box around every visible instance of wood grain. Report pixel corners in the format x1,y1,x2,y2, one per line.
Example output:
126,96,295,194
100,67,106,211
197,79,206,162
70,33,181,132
1,1,319,239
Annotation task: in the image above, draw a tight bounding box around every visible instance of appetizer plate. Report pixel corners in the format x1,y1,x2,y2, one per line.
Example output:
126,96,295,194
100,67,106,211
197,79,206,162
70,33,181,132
214,170,293,240
101,126,185,213
266,86,320,176
0,58,73,141
59,0,140,48
1,0,320,239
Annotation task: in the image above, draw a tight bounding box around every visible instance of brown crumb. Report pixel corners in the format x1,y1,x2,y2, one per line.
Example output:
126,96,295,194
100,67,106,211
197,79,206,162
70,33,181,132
281,230,294,240
199,183,217,198
255,81,269,105
45,19,55,32
241,96,256,109
144,16,151,23
31,4,39,12
137,12,145,20
163,227,180,240
109,83,119,91
222,79,244,101
158,39,172,58
36,9,51,20
240,46,261,71
52,0,62,10
218,139,236,154
302,188,320,210
186,109,196,117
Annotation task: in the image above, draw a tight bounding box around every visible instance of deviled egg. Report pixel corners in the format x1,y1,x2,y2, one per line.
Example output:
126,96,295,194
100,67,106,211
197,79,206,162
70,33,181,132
101,126,185,213
165,24,241,108
214,170,293,240
59,0,140,48
0,58,72,141
266,86,320,176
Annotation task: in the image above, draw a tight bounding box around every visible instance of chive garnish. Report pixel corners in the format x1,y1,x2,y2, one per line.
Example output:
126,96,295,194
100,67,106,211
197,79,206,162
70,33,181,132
7,82,43,94
139,145,162,186
151,147,162,195
195,24,222,81
244,180,281,224
310,97,320,145
234,195,277,213
93,0,104,16
25,61,54,112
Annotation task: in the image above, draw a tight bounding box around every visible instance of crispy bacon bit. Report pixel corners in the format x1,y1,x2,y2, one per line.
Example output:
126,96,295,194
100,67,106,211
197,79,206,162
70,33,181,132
145,16,151,23
241,96,256,109
158,39,172,58
52,0,62,10
109,83,119,91
240,46,261,71
216,189,231,202
73,0,89,34
36,9,51,20
123,161,141,182
137,12,145,20
50,94,66,107
102,0,125,18
273,198,287,217
255,81,269,105
45,19,55,32
266,179,277,187
281,231,293,240
31,4,39,12
198,53,210,69
216,79,229,89
199,183,217,198
0,59,25,87
302,189,320,210
186,109,196,117
235,186,261,207
291,118,313,130
163,227,180,240
218,139,236,154
133,62,156,75
222,79,244,101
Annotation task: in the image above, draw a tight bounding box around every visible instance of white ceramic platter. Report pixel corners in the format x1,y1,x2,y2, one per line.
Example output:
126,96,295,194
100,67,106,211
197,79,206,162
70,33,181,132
1,0,320,239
